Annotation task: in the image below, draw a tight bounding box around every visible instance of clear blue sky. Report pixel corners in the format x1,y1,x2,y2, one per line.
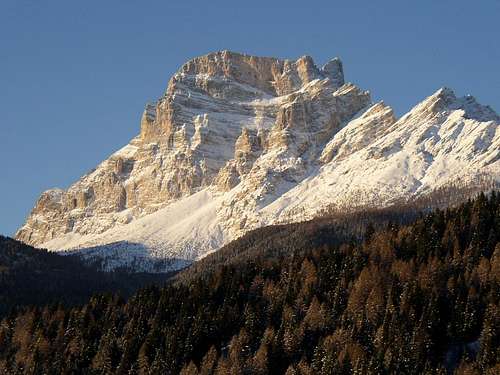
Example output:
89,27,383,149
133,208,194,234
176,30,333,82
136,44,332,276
1,0,499,237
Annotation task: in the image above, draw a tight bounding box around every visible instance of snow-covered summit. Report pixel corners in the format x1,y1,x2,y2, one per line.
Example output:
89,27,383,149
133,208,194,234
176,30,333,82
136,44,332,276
16,52,500,272
402,87,499,124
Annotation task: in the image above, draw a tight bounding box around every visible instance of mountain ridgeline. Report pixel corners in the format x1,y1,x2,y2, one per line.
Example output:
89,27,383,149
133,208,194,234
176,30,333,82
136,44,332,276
1,193,499,374
0,236,170,317
15,51,500,272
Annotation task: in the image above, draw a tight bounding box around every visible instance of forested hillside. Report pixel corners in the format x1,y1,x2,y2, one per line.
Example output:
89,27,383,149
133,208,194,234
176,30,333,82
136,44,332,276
0,193,499,374
0,236,170,317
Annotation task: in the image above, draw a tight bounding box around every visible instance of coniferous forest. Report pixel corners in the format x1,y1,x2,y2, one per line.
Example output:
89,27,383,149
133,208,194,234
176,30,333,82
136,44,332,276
0,193,499,374
0,236,170,317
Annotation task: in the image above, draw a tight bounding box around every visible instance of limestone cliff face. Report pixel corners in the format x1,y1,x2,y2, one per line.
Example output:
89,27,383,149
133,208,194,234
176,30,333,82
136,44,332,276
16,51,356,246
216,81,370,233
16,51,499,272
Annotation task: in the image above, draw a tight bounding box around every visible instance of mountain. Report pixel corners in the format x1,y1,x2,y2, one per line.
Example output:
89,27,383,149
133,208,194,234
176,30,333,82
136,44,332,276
0,236,170,316
15,51,500,271
2,193,500,374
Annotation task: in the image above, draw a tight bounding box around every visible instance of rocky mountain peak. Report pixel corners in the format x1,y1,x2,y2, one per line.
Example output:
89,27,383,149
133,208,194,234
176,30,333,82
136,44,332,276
173,50,345,96
321,57,344,88
451,94,500,122
403,87,500,124
15,52,499,272
17,51,363,248
413,87,457,115
178,50,279,94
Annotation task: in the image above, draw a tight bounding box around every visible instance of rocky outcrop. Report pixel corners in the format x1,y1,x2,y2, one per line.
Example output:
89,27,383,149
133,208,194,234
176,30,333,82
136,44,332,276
320,101,396,163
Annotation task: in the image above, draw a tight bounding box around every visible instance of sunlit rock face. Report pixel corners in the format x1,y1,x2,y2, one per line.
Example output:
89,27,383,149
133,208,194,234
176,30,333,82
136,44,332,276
15,51,354,246
16,51,500,272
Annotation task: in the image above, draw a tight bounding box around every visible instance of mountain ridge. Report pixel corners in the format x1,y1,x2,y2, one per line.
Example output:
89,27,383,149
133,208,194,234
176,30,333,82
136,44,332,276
15,51,500,271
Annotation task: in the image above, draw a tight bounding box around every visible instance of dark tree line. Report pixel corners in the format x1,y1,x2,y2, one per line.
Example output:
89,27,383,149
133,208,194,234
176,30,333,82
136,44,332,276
0,236,170,317
0,192,499,374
